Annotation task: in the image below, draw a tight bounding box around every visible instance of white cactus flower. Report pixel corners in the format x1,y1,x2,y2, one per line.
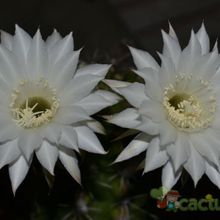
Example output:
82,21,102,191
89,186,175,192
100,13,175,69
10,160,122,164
0,25,120,193
106,23,220,191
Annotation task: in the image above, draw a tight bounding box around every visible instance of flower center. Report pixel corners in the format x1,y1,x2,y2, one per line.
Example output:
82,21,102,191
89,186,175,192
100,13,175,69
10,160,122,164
10,78,60,129
163,74,216,132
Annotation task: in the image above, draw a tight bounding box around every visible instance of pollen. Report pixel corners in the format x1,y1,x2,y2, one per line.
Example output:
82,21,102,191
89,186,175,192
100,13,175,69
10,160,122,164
10,78,60,129
163,75,216,132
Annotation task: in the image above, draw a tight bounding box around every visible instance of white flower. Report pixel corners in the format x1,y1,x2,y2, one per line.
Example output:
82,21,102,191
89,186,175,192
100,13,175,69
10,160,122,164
0,25,120,193
106,23,220,190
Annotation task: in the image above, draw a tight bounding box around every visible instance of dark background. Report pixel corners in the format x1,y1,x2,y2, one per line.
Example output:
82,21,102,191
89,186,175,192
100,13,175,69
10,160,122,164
0,0,220,219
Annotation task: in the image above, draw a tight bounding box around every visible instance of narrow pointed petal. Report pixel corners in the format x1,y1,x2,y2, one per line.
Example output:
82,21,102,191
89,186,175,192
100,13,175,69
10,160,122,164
27,29,48,79
159,121,177,147
13,25,31,64
55,106,91,124
43,123,61,144
50,49,81,91
0,139,20,169
205,162,220,189
1,30,13,50
107,108,141,129
74,126,106,154
118,82,148,108
129,46,159,71
144,137,168,173
167,133,190,171
75,64,111,78
86,120,106,135
137,116,159,135
9,156,30,194
60,75,103,103
36,140,58,175
46,29,62,51
49,32,74,63
59,147,81,184
18,131,42,161
59,126,79,152
103,79,131,94
114,133,150,163
162,30,181,67
196,23,210,55
139,99,165,123
168,22,178,40
162,162,181,191
184,145,205,187
75,90,120,115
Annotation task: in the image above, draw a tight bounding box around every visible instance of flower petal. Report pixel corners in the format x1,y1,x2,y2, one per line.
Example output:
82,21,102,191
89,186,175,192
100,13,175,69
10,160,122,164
86,120,105,135
0,139,20,169
36,140,58,175
9,156,30,194
129,46,159,71
184,144,205,187
74,126,106,154
59,126,79,152
144,137,168,173
114,133,150,163
196,23,210,55
162,161,181,191
107,108,141,129
205,162,220,189
46,29,62,51
27,29,48,79
161,30,181,68
1,30,13,50
75,90,120,115
18,130,42,161
59,147,81,184
118,82,148,108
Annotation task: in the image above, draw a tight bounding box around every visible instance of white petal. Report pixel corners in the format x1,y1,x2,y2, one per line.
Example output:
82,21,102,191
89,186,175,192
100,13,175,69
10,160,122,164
75,90,120,115
55,106,91,124
159,121,177,147
0,119,19,142
86,120,105,135
60,75,103,103
184,144,205,187
205,162,220,189
13,25,31,64
9,156,30,194
103,79,131,95
46,29,62,51
59,126,79,152
0,139,20,169
167,133,190,171
168,22,178,40
1,30,13,50
161,30,181,68
144,137,168,173
49,32,74,63
27,29,48,79
75,64,110,78
139,99,165,123
162,161,181,191
190,133,220,167
118,82,148,108
196,23,210,55
137,116,159,135
114,133,150,163
0,45,19,85
107,108,141,129
50,49,81,91
43,123,61,144
129,46,159,71
36,140,58,175
59,147,81,184
18,131,42,161
74,126,106,154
